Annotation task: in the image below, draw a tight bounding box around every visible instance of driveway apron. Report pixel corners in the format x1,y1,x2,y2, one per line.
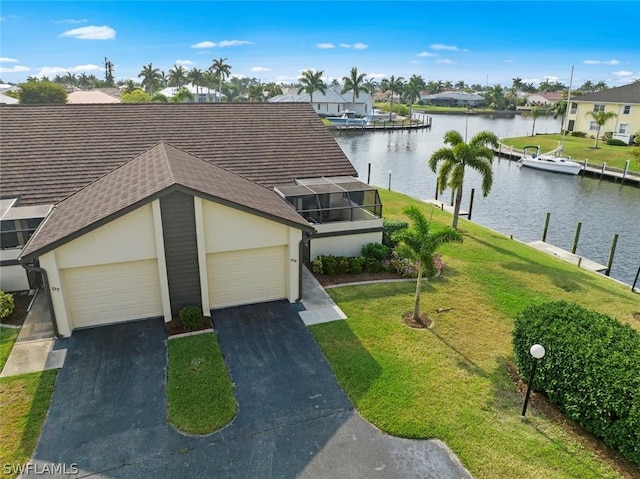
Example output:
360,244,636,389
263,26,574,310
25,302,471,478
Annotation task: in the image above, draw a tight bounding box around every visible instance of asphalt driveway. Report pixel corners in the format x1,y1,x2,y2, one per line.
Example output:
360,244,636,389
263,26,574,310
26,301,471,478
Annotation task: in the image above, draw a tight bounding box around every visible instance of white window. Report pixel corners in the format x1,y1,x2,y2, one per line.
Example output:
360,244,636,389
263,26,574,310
623,105,631,114
593,104,605,112
619,124,629,134
570,102,577,114
589,121,599,131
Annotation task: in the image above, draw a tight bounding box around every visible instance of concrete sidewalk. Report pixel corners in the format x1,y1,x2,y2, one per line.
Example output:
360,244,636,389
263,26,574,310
0,290,66,378
298,265,347,326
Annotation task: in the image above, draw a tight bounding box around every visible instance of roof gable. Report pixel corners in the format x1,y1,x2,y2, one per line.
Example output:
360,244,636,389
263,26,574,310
20,142,311,259
572,82,640,104
0,103,357,206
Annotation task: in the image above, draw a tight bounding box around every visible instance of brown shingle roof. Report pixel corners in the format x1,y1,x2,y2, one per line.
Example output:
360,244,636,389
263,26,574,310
572,82,640,104
20,142,312,259
0,103,357,206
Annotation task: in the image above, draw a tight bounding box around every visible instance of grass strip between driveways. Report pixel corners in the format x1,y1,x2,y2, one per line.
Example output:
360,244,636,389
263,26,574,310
309,189,639,479
0,370,58,478
0,326,20,371
167,332,236,435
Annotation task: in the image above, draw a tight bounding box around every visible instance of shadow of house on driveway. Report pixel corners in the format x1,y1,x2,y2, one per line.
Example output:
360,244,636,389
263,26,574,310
25,301,471,479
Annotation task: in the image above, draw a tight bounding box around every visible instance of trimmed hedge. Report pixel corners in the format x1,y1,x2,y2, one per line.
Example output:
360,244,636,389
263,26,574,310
513,301,640,466
606,138,628,146
0,291,15,319
179,306,203,330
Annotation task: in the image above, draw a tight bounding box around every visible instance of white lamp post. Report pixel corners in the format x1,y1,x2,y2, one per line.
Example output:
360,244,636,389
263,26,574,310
521,344,545,419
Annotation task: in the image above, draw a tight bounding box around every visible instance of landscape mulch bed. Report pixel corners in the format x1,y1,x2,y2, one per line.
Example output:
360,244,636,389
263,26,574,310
165,314,213,337
0,291,33,327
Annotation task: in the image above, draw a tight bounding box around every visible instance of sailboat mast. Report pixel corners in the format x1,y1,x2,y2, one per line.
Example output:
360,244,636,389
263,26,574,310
560,65,574,153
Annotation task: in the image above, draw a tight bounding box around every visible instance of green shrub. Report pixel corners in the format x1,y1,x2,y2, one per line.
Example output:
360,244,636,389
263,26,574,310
570,131,587,138
606,138,627,146
311,257,324,274
337,257,350,275
0,291,15,319
364,258,383,273
322,255,339,276
361,242,389,262
383,219,408,248
349,256,365,274
513,301,640,466
179,306,203,330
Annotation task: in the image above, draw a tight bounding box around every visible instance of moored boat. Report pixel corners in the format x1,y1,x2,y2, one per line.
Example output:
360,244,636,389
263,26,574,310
520,146,582,175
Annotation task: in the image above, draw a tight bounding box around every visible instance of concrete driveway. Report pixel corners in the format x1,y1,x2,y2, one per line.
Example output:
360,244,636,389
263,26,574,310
26,302,471,478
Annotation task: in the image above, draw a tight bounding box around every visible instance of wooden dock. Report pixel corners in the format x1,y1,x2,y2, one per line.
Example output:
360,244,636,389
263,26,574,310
527,240,608,274
332,117,432,133
493,143,640,187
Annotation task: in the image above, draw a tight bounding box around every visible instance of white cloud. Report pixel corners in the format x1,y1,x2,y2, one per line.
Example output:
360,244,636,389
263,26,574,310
337,42,368,49
53,19,88,24
192,40,253,49
35,64,102,78
417,51,437,57
0,65,29,73
72,64,102,72
368,72,387,79
251,66,270,73
0,57,19,63
175,59,195,66
316,43,335,49
504,59,514,63
612,70,634,77
60,25,115,40
192,41,215,49
583,59,620,65
437,59,456,64
430,44,468,52
275,75,298,82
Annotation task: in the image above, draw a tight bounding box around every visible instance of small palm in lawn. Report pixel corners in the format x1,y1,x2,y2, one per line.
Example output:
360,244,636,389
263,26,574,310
585,110,618,148
429,130,499,230
394,206,463,326
526,106,548,136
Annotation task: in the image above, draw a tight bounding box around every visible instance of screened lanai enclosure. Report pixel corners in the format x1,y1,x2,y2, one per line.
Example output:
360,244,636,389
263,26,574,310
275,177,382,224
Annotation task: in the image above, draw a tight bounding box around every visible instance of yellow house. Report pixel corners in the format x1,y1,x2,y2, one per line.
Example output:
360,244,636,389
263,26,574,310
566,82,640,144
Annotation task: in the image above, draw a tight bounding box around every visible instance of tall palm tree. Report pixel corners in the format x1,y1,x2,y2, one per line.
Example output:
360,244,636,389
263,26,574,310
77,73,90,89
297,69,326,103
585,110,617,148
381,75,404,120
64,71,77,88
138,63,162,94
394,206,463,325
210,57,231,102
159,71,168,89
403,74,424,106
429,130,499,230
122,79,138,94
363,79,378,95
168,65,187,88
341,67,368,112
187,68,205,101
525,105,548,136
248,84,264,102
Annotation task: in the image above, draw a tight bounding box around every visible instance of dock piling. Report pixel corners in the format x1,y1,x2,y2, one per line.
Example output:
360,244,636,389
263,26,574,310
467,188,475,220
542,212,551,242
622,160,630,185
367,163,371,184
435,179,439,201
605,233,619,277
633,265,639,292
600,162,607,179
571,222,582,254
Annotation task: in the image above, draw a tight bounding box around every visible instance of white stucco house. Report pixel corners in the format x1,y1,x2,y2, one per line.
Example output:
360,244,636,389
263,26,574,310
0,103,383,337
268,85,374,117
157,83,223,102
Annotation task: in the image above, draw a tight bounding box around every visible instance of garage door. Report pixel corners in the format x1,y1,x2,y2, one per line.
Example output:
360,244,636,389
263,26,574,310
61,259,163,328
208,246,286,309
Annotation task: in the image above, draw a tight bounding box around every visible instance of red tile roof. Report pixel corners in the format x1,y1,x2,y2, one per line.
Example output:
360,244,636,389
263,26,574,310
0,103,357,206
20,142,313,259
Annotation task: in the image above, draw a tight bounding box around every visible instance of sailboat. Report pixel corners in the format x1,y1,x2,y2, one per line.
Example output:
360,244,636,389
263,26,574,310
519,67,583,176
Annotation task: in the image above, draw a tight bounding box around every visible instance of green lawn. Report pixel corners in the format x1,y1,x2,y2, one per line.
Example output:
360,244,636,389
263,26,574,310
167,332,236,434
501,134,638,170
0,370,58,478
309,189,638,479
0,326,20,371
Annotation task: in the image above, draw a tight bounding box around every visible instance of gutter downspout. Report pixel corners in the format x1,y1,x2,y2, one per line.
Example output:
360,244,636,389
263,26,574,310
297,232,312,302
21,261,62,339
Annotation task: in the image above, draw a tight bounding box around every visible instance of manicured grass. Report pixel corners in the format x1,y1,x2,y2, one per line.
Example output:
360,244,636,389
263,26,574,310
309,189,638,479
0,327,20,371
501,134,637,170
167,332,236,434
0,370,58,478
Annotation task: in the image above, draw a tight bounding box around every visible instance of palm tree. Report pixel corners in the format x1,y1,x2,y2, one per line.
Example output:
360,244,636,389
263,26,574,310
122,79,138,94
394,206,463,326
248,84,264,102
381,75,404,120
363,79,378,95
297,69,326,103
585,110,618,148
341,67,369,112
168,65,187,87
210,58,231,102
264,82,283,98
138,63,162,94
64,71,77,88
429,130,500,230
525,106,548,136
77,73,90,89
512,77,524,90
187,68,205,101
403,74,425,106
172,87,194,103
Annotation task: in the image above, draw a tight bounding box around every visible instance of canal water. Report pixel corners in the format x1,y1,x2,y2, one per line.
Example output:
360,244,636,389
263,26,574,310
334,113,640,287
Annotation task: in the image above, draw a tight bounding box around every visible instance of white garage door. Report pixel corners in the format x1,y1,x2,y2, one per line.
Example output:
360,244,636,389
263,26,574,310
61,259,163,328
207,246,286,309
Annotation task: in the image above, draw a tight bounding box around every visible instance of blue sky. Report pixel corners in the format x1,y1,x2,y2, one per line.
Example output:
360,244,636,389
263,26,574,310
1,1,639,88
